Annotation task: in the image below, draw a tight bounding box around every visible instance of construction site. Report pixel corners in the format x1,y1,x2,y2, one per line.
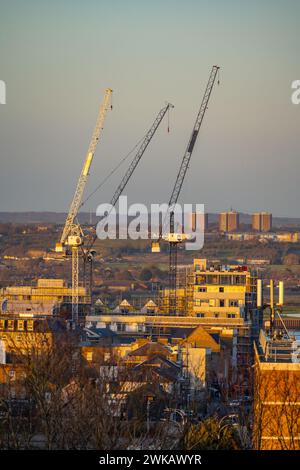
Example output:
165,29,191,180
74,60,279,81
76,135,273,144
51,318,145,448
0,64,299,451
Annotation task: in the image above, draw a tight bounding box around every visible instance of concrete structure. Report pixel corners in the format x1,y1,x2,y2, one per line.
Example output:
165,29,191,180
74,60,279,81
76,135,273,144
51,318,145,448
226,231,299,243
253,329,300,449
0,316,65,366
191,259,258,323
219,211,239,232
276,232,299,243
0,278,90,317
157,258,261,376
252,212,272,232
188,212,208,233
87,259,261,380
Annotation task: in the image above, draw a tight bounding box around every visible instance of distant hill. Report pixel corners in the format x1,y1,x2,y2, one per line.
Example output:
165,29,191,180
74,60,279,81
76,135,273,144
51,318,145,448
0,211,299,228
0,212,94,224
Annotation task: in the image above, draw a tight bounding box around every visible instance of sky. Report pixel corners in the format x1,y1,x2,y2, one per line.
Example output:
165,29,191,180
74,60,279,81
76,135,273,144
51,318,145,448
0,0,300,217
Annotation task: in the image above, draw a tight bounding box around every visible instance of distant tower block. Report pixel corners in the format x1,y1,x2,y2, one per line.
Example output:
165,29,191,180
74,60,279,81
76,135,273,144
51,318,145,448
219,211,239,232
188,212,208,233
252,212,272,232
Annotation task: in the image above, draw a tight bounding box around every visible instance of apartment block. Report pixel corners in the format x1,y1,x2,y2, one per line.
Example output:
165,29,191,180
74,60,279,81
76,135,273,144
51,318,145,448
252,212,272,232
191,259,258,323
219,211,239,232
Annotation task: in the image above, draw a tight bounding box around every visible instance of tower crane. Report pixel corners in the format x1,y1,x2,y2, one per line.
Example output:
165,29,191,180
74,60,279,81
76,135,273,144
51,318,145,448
56,88,113,322
151,66,220,314
83,102,174,296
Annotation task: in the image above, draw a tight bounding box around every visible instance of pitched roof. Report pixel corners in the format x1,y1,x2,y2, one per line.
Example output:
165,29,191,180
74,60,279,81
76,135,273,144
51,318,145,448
133,354,180,370
119,299,132,307
181,326,220,352
143,299,157,308
128,341,172,358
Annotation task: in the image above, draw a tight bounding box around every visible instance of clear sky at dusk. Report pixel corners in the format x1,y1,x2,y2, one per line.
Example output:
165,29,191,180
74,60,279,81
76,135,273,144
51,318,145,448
0,0,299,216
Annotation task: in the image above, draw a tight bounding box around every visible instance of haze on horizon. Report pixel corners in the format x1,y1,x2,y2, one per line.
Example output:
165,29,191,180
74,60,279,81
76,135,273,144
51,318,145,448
0,0,299,217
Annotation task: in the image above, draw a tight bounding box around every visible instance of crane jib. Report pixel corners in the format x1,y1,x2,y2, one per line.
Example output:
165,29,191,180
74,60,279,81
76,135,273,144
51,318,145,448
167,65,220,315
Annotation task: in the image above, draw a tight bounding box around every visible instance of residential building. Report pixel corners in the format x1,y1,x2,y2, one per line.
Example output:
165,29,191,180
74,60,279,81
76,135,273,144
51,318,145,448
188,212,208,233
219,211,239,232
252,212,272,232
253,329,300,449
0,278,90,317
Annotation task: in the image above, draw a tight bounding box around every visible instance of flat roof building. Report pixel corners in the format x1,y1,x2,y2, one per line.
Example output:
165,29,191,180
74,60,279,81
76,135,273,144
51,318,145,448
0,279,90,317
219,211,239,232
253,329,300,450
252,212,272,232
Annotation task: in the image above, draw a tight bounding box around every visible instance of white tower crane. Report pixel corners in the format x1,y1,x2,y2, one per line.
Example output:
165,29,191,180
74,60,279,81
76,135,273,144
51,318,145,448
56,88,113,322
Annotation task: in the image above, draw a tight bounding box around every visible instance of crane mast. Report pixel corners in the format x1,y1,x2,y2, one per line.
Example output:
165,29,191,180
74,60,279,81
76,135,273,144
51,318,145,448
167,66,219,314
84,102,174,295
56,88,113,323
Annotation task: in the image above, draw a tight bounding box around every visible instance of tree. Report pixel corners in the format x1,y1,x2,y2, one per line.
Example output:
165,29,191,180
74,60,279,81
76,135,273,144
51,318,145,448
253,362,300,450
0,327,182,450
139,268,152,282
182,417,241,450
282,253,299,265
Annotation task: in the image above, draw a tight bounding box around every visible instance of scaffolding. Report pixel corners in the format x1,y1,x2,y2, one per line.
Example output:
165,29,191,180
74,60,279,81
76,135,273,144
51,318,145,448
0,278,90,305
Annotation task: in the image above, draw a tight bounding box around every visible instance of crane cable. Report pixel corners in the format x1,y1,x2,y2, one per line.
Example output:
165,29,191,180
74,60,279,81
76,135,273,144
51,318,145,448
79,133,148,210
80,106,172,211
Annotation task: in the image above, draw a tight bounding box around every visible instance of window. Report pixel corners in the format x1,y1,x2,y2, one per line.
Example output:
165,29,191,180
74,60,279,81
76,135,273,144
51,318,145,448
17,320,24,331
197,313,205,318
220,275,231,285
104,352,110,362
206,275,219,285
195,299,209,306
198,287,207,293
233,275,246,285
214,313,219,318
86,351,93,362
229,300,238,307
227,313,236,318
220,300,225,307
117,323,126,332
195,275,206,285
219,287,224,293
